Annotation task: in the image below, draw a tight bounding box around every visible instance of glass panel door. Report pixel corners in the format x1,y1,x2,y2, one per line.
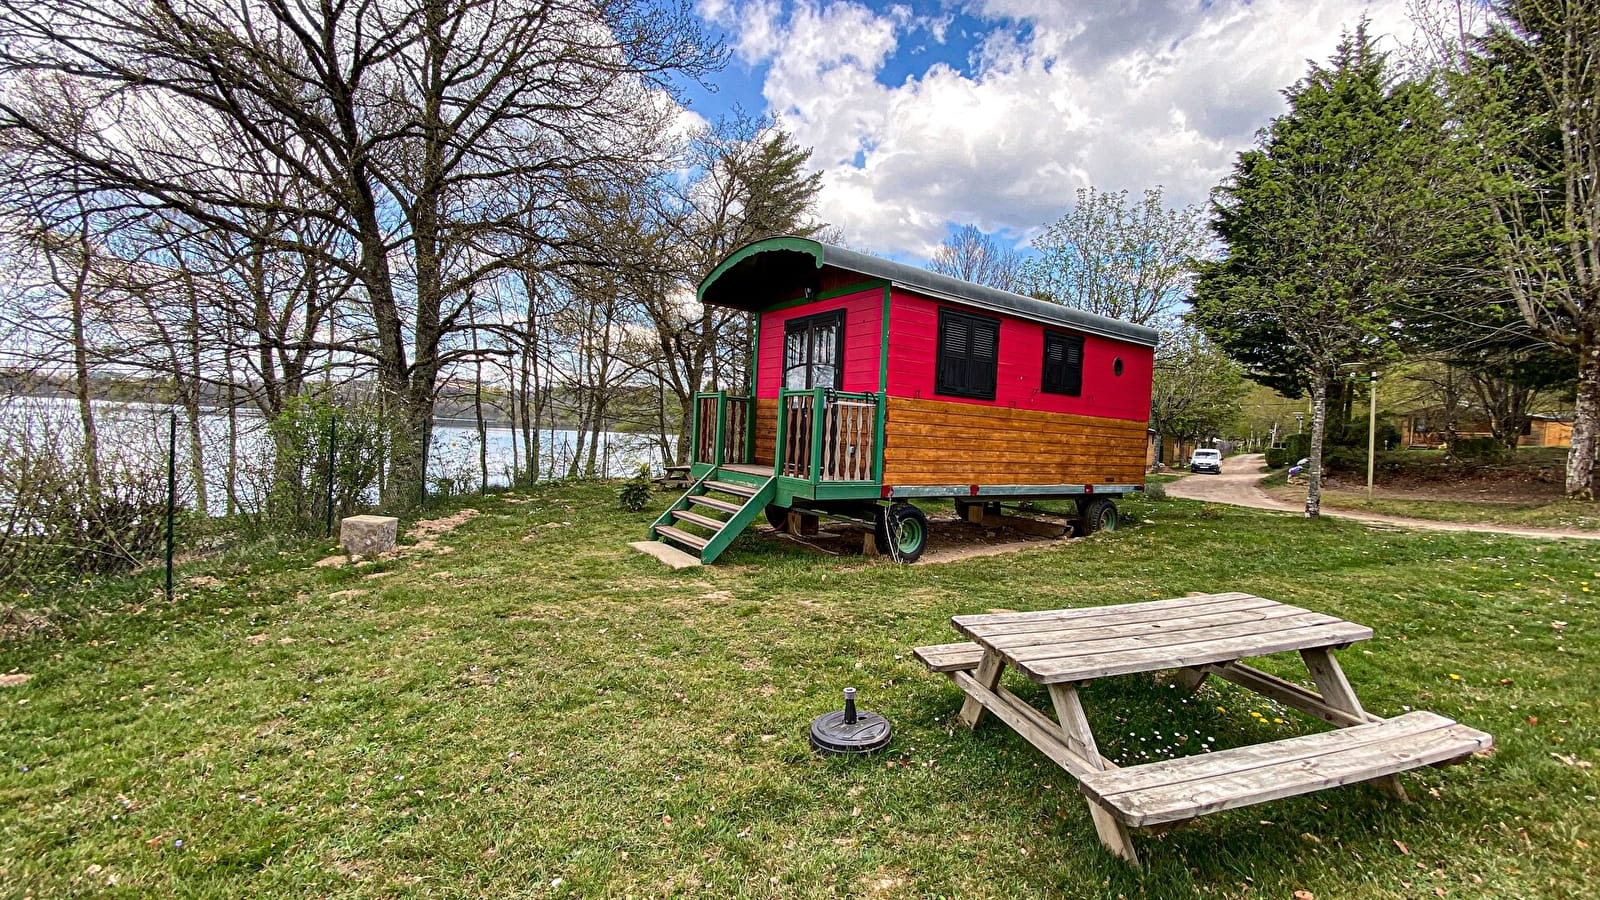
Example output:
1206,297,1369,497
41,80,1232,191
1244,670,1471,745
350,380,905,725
783,310,845,390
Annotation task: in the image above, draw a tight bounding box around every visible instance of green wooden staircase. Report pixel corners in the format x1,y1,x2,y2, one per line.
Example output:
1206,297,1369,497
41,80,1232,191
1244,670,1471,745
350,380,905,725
643,468,777,565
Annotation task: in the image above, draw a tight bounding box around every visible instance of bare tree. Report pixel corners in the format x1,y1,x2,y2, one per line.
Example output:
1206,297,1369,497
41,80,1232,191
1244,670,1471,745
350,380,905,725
929,225,1022,291
0,0,721,507
640,115,824,462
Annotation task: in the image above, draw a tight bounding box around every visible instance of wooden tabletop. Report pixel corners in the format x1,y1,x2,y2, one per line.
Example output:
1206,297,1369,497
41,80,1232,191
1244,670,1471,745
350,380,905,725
952,592,1372,685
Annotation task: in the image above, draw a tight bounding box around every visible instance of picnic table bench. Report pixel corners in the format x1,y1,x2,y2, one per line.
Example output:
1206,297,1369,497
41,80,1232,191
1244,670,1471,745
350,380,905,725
914,592,1491,865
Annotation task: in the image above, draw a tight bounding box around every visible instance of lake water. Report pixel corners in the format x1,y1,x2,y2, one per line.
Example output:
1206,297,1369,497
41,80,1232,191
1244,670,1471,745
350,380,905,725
3,397,667,514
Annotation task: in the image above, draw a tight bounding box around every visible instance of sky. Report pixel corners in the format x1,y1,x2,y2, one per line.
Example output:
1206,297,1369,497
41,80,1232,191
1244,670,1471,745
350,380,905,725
676,0,1423,262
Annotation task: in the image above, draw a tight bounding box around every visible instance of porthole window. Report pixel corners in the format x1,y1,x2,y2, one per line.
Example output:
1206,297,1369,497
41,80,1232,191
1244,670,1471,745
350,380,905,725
1113,357,1124,377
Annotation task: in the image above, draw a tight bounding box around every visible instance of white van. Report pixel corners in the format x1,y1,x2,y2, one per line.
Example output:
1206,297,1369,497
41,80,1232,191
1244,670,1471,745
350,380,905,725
1189,448,1222,474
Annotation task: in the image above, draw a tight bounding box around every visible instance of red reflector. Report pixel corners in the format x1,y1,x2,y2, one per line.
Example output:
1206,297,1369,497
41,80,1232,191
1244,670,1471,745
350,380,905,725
1084,484,1094,494
969,485,979,496
881,485,893,498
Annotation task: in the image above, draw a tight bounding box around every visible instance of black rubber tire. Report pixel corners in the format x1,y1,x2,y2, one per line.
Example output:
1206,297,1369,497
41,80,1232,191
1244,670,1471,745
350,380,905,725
764,503,790,529
875,502,929,562
1077,497,1119,535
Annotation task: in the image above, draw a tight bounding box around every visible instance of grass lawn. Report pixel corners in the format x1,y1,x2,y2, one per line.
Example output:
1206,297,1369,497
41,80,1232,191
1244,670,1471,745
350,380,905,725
2,484,1597,898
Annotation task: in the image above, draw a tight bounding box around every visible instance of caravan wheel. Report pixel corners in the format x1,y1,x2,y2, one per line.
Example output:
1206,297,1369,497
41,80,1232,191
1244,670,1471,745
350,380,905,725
876,503,928,562
1076,497,1119,534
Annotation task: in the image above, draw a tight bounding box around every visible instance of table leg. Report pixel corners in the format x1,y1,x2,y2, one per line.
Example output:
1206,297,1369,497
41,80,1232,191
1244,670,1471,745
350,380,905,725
1173,666,1209,693
1048,683,1139,866
957,650,1005,730
1300,648,1407,800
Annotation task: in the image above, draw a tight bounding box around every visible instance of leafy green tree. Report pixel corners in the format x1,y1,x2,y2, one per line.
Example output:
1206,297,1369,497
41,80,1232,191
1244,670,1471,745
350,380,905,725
1149,327,1248,464
1457,0,1600,498
1190,25,1463,517
1023,186,1209,325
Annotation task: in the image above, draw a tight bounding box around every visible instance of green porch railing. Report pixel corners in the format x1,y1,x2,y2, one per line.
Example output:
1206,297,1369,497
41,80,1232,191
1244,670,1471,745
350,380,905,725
691,392,754,468
776,389,881,484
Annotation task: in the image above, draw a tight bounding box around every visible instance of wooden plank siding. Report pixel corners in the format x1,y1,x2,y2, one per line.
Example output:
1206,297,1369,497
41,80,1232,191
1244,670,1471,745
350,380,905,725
882,397,1147,486
753,397,777,467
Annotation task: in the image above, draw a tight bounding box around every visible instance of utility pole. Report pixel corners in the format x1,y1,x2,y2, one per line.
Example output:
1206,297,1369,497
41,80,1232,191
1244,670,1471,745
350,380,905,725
1343,368,1380,498
1363,372,1377,498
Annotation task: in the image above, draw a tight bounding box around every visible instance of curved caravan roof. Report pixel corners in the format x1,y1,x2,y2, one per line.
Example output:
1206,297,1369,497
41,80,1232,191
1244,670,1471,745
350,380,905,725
697,235,1160,348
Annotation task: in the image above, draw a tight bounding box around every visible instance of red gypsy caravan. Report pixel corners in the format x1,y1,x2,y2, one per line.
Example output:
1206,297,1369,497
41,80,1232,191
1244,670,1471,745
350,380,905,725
639,236,1158,564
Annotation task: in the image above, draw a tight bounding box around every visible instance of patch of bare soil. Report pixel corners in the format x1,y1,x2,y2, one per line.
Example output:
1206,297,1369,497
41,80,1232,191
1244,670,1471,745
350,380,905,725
411,508,481,538
0,604,60,642
754,511,1072,564
1323,466,1567,503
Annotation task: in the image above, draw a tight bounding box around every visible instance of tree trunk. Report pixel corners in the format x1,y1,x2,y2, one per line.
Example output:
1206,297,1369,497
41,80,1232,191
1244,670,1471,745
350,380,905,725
568,394,588,479
1305,372,1329,519
1568,340,1599,499
654,382,672,471
67,262,101,495
473,369,488,495
185,282,208,514
586,411,603,477
225,367,239,517
740,312,754,396
469,308,488,495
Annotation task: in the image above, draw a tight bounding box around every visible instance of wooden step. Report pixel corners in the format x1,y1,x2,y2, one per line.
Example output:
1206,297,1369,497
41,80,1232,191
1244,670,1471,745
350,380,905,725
1077,711,1492,827
913,642,986,673
705,480,758,498
687,494,742,515
656,525,709,551
672,509,727,532
628,540,702,569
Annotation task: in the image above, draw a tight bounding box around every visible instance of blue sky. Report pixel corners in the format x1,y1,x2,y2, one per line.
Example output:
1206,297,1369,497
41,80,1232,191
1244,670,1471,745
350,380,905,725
674,1,1423,262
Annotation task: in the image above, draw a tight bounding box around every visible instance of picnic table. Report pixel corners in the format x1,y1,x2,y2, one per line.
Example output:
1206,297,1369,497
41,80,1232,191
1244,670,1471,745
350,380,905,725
913,592,1491,865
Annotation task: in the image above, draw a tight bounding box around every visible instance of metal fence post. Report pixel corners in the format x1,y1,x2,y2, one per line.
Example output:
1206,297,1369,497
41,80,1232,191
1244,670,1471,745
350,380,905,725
324,411,338,538
165,412,176,603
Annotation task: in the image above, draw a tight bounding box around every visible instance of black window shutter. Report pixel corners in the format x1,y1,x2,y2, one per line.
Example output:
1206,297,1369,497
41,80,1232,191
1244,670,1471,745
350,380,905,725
936,308,999,400
973,319,998,396
1043,331,1084,396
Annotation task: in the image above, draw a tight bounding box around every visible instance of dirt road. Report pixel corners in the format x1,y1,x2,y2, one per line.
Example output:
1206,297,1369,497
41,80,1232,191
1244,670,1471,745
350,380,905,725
1164,453,1600,542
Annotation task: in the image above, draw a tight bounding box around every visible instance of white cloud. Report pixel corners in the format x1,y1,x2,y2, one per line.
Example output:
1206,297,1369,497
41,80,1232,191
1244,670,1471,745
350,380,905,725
716,0,1420,259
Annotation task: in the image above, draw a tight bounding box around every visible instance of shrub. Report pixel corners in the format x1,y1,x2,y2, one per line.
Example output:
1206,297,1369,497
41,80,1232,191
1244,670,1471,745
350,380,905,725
1283,433,1311,460
1449,437,1509,461
618,465,653,512
1265,447,1288,469
1322,446,1370,474
1142,482,1167,501
0,410,181,595
242,394,387,536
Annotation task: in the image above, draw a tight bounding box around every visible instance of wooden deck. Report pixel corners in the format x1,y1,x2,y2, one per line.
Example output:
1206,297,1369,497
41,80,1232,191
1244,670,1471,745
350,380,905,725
721,463,775,477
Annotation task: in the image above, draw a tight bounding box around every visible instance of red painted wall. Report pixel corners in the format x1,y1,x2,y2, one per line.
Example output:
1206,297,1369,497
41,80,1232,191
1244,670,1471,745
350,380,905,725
884,291,1152,423
756,288,883,398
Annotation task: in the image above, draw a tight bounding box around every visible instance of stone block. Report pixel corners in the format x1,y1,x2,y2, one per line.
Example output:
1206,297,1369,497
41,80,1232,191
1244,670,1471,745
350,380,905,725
341,515,398,557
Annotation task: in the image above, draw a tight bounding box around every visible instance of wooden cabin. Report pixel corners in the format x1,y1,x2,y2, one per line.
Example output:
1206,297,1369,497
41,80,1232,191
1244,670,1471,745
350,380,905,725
1521,414,1573,448
641,236,1159,564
